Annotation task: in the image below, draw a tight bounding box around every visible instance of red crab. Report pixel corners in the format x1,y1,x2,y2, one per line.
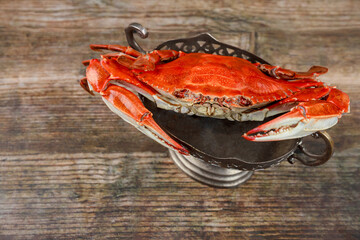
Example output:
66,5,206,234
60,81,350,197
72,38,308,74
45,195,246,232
81,44,350,155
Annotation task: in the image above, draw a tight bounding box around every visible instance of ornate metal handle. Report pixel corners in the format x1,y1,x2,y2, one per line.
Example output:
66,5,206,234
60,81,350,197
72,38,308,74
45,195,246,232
125,23,148,54
288,131,334,166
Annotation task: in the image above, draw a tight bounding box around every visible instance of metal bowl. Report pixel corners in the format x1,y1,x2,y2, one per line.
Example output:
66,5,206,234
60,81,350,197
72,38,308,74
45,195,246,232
123,23,334,186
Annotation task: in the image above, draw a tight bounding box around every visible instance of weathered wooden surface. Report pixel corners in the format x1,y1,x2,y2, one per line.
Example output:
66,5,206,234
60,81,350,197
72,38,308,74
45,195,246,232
0,0,359,239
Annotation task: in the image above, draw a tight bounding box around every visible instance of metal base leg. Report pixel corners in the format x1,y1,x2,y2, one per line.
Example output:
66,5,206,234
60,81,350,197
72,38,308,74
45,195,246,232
169,150,254,188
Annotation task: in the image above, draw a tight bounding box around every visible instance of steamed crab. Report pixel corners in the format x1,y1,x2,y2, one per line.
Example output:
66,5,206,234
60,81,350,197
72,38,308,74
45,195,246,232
81,44,350,155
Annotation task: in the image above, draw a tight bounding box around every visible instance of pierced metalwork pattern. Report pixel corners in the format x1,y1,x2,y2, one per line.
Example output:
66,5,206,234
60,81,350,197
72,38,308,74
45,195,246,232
155,33,270,65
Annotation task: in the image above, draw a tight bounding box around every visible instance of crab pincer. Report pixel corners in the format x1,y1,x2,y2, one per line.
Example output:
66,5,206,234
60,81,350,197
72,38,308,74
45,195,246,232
101,85,189,155
243,88,350,141
82,55,189,155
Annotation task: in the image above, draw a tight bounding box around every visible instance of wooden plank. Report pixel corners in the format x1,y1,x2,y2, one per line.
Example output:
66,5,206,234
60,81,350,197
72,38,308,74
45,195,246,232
0,0,359,239
0,152,359,239
1,0,359,32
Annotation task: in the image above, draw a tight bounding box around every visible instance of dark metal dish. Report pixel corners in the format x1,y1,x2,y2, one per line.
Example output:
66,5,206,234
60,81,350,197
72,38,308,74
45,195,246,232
125,23,334,171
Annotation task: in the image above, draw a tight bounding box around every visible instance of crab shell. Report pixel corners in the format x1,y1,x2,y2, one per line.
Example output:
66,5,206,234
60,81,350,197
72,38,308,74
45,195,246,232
81,44,350,155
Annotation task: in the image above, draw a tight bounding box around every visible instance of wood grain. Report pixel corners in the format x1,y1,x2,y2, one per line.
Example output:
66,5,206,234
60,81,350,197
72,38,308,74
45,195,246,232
0,0,359,239
0,151,359,239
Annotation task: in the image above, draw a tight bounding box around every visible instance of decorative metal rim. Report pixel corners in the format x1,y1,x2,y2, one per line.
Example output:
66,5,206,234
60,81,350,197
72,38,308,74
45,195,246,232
156,33,270,65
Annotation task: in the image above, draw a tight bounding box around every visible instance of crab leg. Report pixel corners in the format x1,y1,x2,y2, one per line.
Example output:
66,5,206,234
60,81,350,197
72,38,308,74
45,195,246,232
121,50,186,71
85,57,177,111
243,87,349,142
90,44,142,57
263,86,332,117
239,86,331,121
256,63,328,80
89,44,186,71
100,58,159,99
83,58,188,154
243,86,350,142
101,84,189,155
80,77,94,95
326,88,350,114
84,58,159,101
243,101,341,141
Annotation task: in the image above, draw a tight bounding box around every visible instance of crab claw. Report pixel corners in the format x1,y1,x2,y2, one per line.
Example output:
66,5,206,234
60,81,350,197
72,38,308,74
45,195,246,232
101,85,189,155
243,101,343,142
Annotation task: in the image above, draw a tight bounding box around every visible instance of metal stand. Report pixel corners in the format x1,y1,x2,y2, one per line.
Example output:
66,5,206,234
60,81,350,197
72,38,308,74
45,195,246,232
169,150,253,188
123,23,335,188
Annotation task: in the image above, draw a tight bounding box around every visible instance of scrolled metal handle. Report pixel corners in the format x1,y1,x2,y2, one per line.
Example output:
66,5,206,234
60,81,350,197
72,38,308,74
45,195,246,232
125,23,148,54
288,131,334,166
